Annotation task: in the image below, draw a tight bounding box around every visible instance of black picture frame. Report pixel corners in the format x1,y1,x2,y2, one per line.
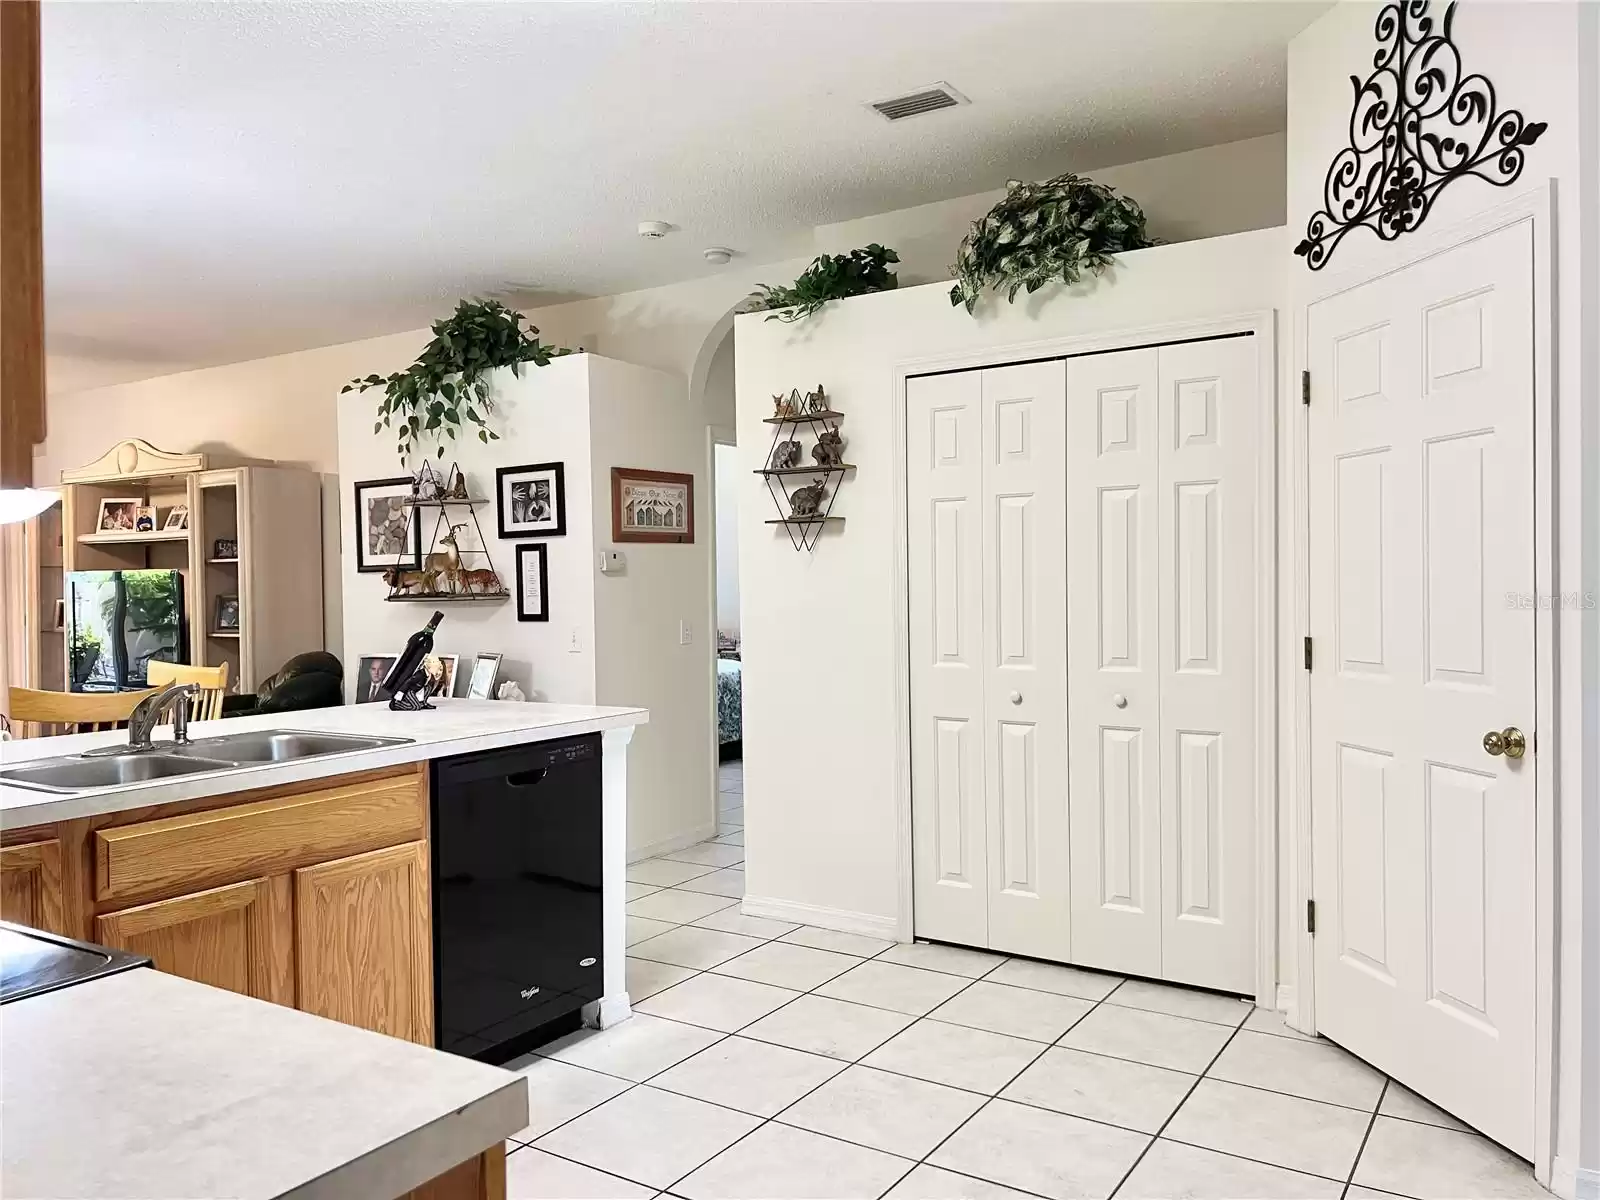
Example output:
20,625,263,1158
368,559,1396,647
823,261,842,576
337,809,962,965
497,462,567,540
353,476,421,573
515,544,549,622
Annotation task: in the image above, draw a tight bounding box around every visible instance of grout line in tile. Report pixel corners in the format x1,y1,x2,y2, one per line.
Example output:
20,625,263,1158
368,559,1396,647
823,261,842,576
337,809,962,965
1106,999,1249,1198
1341,1077,1390,1198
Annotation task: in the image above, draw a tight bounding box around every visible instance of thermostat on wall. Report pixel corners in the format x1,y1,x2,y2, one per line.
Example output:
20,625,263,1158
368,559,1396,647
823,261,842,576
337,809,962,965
599,549,626,575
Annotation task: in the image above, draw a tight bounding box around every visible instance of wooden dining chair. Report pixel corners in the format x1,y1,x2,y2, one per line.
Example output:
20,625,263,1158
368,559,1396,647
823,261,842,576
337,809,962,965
4,687,157,739
145,661,231,723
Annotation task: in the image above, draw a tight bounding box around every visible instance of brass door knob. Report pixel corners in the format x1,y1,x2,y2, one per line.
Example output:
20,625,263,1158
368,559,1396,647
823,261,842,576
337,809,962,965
1483,727,1527,759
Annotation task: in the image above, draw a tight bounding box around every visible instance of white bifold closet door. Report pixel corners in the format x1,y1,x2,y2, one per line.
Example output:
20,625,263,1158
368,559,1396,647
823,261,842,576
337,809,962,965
907,361,1070,963
1065,339,1257,991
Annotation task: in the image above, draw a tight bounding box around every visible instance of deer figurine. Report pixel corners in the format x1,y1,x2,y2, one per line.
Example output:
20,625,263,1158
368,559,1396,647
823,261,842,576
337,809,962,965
428,523,469,594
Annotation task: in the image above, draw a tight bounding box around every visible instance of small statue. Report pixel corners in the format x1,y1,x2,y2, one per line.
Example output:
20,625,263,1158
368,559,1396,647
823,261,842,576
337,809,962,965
771,440,803,469
771,392,796,419
788,479,827,518
445,466,471,500
802,384,828,415
812,428,845,467
413,463,443,502
456,568,500,594
497,680,526,702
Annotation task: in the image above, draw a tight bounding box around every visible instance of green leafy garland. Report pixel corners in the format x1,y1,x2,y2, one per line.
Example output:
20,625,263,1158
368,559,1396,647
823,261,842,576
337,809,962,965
753,244,900,323
345,298,573,464
949,173,1154,313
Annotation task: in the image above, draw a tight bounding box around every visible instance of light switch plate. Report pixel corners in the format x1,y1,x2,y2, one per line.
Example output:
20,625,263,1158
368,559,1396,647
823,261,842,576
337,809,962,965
679,621,693,646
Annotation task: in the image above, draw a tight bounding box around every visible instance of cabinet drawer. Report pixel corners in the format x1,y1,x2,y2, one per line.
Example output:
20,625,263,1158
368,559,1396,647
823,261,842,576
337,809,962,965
95,769,425,905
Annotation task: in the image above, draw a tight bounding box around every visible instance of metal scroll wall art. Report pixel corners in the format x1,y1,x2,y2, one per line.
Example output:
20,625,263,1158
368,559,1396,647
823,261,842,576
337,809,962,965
1293,0,1546,270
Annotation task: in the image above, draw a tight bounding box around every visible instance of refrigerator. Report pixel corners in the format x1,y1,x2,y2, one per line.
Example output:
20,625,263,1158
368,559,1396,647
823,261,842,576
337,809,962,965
66,570,187,692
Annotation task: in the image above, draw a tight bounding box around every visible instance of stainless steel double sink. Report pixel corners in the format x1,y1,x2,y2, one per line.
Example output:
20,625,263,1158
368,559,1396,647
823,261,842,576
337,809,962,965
0,730,414,794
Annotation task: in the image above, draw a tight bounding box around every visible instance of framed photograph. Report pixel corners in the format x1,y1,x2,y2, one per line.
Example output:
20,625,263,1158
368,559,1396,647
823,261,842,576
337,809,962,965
214,594,240,631
52,598,64,631
612,468,694,543
163,504,190,531
133,505,158,533
467,652,503,700
516,544,549,622
353,477,421,572
213,537,238,560
497,462,566,539
428,653,459,699
96,497,143,534
355,654,397,703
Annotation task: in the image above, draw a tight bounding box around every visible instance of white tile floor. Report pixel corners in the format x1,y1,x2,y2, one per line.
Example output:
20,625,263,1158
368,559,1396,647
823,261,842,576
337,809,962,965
500,761,1552,1200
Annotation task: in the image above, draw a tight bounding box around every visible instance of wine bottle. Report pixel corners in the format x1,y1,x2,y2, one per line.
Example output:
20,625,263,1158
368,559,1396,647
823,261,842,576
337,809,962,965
380,610,443,702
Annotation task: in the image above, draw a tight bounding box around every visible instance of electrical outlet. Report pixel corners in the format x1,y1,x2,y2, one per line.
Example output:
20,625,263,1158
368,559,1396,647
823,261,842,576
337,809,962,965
679,621,693,646
568,627,583,654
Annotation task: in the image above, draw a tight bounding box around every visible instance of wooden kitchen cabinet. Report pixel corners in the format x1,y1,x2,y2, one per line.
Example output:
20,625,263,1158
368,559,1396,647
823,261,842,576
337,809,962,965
94,875,294,1006
2,763,435,1044
295,840,433,1045
0,837,64,933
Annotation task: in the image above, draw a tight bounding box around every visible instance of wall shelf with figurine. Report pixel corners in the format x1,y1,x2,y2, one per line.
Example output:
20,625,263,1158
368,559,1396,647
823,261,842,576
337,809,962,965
378,461,510,604
761,386,851,552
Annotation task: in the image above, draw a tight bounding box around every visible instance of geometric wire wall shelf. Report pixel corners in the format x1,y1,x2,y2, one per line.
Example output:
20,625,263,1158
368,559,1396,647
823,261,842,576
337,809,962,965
757,388,852,553
384,462,510,602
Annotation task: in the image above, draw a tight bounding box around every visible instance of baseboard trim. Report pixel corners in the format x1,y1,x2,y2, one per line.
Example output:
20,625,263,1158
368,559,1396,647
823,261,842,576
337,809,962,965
1275,983,1295,1013
1550,1156,1600,1200
741,894,902,940
628,823,718,864
583,994,632,1030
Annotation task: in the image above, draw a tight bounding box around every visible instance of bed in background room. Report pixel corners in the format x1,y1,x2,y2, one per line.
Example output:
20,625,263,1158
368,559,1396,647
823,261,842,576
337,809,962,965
716,636,741,762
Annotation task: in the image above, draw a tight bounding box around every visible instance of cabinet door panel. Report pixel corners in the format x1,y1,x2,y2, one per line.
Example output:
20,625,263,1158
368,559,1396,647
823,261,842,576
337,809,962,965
294,840,431,1045
1,838,64,933
95,876,292,1004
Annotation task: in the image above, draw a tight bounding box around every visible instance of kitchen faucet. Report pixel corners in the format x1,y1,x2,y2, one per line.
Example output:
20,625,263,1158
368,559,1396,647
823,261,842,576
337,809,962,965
125,682,200,752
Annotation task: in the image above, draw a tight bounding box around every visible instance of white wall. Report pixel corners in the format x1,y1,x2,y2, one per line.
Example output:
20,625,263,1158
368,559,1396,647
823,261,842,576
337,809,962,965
734,227,1287,932
713,444,741,639
335,354,714,861
587,357,716,858
335,357,599,707
1287,3,1596,1189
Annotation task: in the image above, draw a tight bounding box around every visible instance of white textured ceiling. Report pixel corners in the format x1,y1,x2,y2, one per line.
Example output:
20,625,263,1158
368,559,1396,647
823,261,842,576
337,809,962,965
44,1,1324,391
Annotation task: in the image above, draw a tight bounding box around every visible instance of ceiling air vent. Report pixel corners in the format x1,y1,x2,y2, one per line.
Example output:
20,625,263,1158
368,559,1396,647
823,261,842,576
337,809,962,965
870,82,968,122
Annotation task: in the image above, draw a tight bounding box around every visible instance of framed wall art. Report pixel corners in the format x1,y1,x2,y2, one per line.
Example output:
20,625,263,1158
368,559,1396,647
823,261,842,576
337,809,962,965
611,467,694,544
497,462,566,539
353,477,420,572
516,543,549,622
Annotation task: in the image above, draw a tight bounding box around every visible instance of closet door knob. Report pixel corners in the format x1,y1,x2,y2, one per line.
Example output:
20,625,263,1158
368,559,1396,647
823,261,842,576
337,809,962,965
1112,694,1128,709
1009,691,1023,705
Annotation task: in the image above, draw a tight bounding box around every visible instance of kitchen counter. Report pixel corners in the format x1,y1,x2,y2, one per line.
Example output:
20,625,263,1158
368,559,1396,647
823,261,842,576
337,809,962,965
0,698,647,829
1,965,527,1199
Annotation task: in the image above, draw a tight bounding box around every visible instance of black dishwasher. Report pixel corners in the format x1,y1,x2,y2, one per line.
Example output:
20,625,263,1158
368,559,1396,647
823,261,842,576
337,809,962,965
431,734,603,1063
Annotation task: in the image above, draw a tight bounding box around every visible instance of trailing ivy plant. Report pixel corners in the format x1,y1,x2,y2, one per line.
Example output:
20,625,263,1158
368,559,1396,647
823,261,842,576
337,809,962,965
345,298,573,464
949,173,1154,313
753,244,900,323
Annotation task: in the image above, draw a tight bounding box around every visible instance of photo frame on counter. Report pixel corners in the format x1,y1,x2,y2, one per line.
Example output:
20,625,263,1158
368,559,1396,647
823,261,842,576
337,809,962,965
611,467,694,543
515,544,549,622
467,652,503,700
497,462,566,539
355,654,397,703
353,476,421,572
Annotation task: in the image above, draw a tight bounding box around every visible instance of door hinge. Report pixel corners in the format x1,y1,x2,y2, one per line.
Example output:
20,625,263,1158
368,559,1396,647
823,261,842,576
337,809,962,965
1301,370,1311,405
1307,899,1317,935
1304,636,1313,671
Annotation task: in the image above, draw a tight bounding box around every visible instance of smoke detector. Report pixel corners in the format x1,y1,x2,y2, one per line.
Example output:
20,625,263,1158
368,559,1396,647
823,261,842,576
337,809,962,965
703,247,734,265
637,220,674,240
869,82,969,122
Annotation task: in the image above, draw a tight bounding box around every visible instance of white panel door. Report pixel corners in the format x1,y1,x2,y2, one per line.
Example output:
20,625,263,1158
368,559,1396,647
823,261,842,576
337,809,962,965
908,370,989,947
1156,339,1258,991
1066,348,1162,978
1309,221,1536,1155
980,361,1070,962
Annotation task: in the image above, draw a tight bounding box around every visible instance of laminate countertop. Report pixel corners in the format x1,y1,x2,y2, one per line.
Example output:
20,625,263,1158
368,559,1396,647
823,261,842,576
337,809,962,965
1,966,528,1200
0,699,648,828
